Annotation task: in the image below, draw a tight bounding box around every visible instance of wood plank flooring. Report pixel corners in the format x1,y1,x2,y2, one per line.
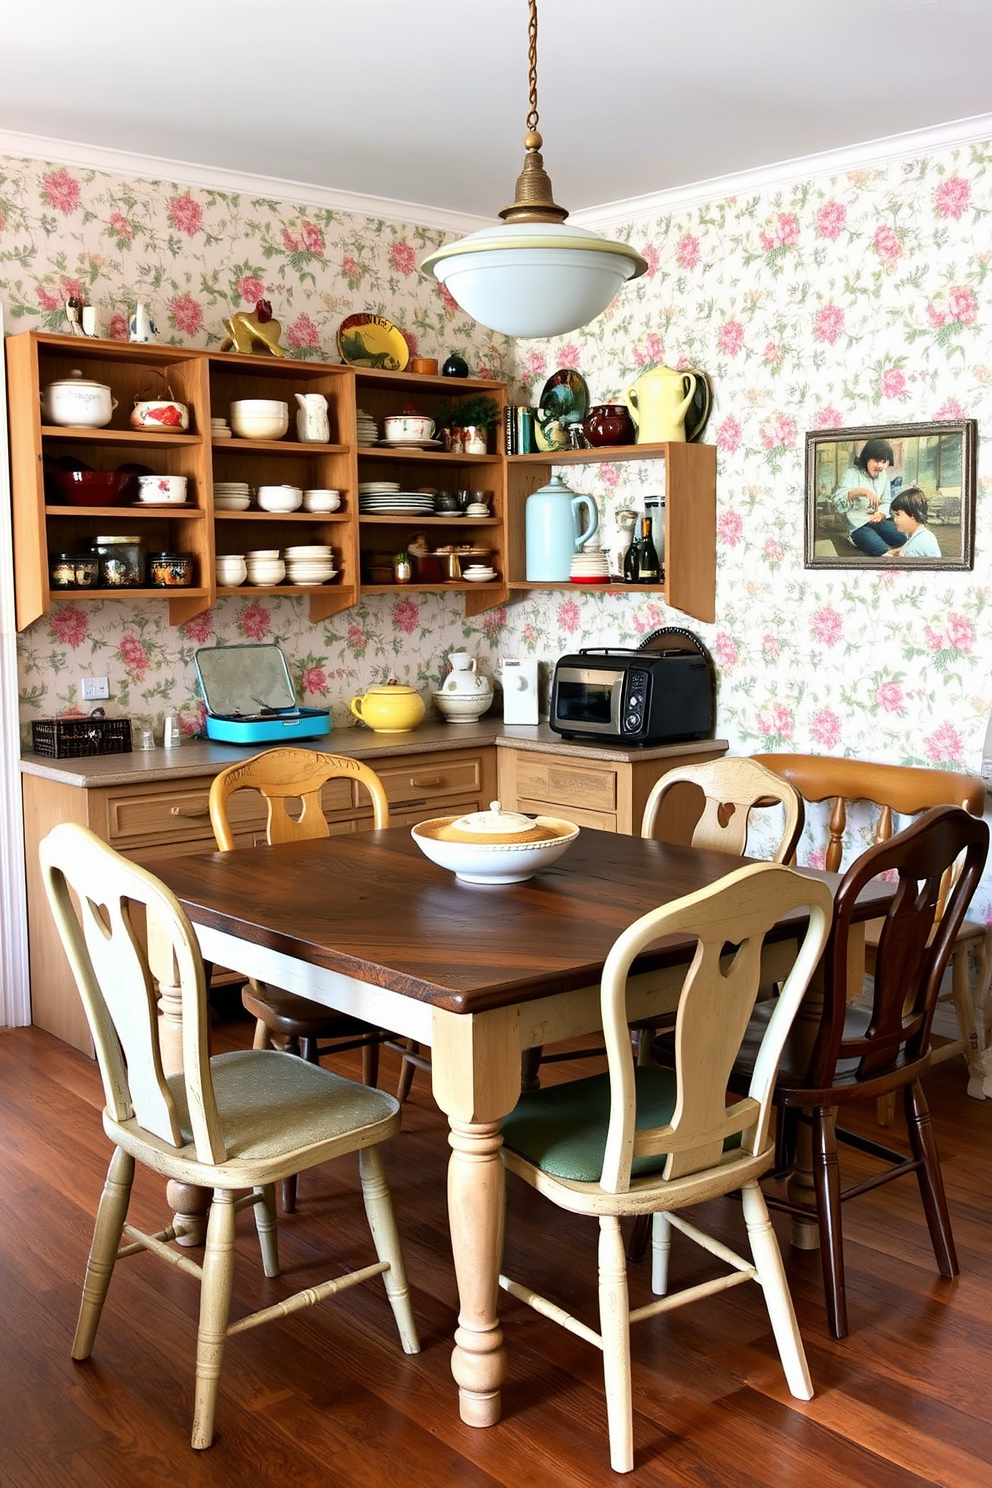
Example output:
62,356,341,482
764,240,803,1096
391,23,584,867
1,1002,990,1487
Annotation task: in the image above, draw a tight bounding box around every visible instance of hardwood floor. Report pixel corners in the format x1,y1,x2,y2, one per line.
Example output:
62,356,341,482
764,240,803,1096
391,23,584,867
1,1002,990,1487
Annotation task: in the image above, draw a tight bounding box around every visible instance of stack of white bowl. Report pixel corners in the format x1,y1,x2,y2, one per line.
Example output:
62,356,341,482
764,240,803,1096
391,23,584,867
245,549,286,586
229,400,289,440
211,416,232,439
462,563,497,583
216,554,248,587
214,481,251,510
283,544,337,585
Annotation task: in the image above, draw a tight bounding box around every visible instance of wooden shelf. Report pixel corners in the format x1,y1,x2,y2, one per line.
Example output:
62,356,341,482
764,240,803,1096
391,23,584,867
7,333,715,630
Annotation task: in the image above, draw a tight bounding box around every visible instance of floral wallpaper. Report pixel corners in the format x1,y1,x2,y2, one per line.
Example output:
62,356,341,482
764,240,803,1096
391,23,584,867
6,141,992,927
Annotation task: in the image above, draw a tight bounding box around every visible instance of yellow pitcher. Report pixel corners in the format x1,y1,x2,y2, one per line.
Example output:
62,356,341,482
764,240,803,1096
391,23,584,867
624,366,697,444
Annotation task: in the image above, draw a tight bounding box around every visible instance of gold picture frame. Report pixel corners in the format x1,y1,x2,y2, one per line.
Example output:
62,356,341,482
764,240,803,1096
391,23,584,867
805,420,976,571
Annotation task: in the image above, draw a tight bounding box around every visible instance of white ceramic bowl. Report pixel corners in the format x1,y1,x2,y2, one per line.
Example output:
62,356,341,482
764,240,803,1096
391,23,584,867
215,555,248,586
256,484,303,512
137,474,188,504
213,493,251,510
246,560,286,585
432,690,494,723
246,548,280,559
411,814,579,885
384,415,435,442
283,544,334,557
230,398,287,415
303,488,341,512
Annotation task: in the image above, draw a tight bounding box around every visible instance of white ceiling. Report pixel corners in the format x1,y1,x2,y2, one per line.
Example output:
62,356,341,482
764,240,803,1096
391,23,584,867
2,0,992,222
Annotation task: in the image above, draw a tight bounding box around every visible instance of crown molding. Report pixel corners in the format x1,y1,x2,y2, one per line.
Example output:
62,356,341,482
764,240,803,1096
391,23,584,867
570,112,992,230
0,129,491,234
4,111,992,240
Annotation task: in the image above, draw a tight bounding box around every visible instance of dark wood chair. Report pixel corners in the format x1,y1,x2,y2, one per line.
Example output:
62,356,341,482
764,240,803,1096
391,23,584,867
734,804,989,1339
753,752,992,1099
209,748,424,1210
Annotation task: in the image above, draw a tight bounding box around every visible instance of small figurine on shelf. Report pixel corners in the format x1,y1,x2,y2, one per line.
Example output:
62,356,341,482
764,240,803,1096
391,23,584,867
129,302,158,343
219,298,287,357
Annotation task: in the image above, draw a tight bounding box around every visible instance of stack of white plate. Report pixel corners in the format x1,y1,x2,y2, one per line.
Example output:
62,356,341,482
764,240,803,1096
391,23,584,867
462,564,497,583
214,481,251,510
211,416,232,440
283,544,337,585
570,546,612,584
359,490,435,515
356,408,379,445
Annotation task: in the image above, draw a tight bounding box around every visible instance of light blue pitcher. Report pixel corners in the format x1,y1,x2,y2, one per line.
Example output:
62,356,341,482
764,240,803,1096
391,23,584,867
525,476,599,581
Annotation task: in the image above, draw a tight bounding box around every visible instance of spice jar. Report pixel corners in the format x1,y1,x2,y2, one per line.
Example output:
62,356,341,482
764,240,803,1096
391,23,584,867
89,535,144,588
148,551,194,587
50,552,80,590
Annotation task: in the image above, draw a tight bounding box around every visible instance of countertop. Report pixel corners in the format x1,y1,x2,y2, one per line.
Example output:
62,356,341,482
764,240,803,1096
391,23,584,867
19,720,729,789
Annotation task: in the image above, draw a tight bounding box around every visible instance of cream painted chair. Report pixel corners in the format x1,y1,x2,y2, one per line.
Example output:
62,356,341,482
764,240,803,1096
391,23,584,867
528,757,806,1088
39,822,419,1451
209,748,427,1186
754,752,992,1099
499,861,833,1474
640,754,805,859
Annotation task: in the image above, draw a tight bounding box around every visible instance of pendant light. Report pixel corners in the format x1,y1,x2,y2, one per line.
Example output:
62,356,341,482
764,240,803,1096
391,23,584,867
420,0,647,339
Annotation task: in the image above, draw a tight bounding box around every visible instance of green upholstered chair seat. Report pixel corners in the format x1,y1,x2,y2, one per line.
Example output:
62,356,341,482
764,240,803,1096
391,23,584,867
502,1065,740,1184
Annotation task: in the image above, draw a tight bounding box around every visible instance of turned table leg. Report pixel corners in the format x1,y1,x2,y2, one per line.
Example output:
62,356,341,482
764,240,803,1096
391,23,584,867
431,1005,522,1427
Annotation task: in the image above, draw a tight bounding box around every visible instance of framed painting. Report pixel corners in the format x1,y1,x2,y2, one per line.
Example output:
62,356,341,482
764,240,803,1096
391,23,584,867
805,420,976,571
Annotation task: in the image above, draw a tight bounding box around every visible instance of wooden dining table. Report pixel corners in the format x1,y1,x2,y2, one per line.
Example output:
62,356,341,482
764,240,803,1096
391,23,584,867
151,824,890,1429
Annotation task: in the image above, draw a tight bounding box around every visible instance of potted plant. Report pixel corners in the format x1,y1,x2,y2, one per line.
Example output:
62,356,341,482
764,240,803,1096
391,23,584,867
435,395,501,454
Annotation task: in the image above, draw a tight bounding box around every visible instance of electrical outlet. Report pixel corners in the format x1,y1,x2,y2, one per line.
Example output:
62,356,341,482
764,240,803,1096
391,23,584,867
80,676,109,702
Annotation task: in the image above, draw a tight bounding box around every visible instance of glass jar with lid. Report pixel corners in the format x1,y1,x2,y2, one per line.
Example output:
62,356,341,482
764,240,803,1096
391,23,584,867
89,535,144,588
148,551,194,587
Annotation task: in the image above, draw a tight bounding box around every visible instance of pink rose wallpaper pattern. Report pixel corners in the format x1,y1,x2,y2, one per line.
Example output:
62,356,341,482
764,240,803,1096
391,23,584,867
5,138,992,931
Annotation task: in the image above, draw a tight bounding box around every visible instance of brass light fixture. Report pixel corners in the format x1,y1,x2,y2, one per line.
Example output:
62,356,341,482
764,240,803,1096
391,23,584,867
421,0,647,339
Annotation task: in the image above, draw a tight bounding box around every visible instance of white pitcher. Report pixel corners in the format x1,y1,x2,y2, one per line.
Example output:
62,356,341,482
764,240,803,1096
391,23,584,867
295,392,330,443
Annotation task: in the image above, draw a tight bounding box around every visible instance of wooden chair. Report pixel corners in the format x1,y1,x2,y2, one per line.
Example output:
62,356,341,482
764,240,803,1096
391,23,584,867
499,860,833,1474
732,805,989,1339
209,748,426,1207
38,822,419,1451
525,756,806,1090
754,752,992,1100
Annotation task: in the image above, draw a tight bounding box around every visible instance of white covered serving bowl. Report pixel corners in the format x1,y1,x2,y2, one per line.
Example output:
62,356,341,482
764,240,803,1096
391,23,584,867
411,800,578,884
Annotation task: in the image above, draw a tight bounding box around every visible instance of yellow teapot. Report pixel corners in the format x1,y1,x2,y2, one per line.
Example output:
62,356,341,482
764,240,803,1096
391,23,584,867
624,366,697,444
350,681,425,733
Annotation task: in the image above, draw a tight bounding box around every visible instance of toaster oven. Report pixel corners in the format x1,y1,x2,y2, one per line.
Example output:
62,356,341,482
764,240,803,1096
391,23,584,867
549,634,714,745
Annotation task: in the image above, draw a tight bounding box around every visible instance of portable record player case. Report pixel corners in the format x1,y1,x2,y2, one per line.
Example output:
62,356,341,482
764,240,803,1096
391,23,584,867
194,644,330,744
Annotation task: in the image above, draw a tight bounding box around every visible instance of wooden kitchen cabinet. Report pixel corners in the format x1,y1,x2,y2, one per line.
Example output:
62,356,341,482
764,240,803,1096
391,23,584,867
20,739,497,1053
496,736,728,837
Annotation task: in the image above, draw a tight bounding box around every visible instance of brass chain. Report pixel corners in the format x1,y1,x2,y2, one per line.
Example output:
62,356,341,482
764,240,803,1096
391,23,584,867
525,0,539,135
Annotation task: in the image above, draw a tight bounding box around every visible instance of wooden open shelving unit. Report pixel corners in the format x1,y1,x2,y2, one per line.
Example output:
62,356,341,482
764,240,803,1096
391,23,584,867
5,331,716,630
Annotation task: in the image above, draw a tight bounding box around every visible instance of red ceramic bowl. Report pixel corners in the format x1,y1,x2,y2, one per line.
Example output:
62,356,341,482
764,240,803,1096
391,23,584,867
49,470,133,506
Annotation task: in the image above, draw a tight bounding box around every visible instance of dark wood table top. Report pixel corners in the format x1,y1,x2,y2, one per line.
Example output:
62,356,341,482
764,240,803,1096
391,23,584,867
153,827,890,1016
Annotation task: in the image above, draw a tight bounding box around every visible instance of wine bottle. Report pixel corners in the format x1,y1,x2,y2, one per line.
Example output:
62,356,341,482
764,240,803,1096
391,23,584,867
622,530,640,582
635,516,660,583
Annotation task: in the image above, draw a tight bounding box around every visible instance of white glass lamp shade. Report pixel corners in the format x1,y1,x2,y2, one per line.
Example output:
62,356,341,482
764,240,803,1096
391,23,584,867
421,222,647,339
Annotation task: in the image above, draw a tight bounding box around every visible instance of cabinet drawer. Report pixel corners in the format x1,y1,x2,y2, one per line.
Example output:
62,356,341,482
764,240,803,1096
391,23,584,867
105,783,266,847
514,794,617,833
376,753,485,808
513,757,618,814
